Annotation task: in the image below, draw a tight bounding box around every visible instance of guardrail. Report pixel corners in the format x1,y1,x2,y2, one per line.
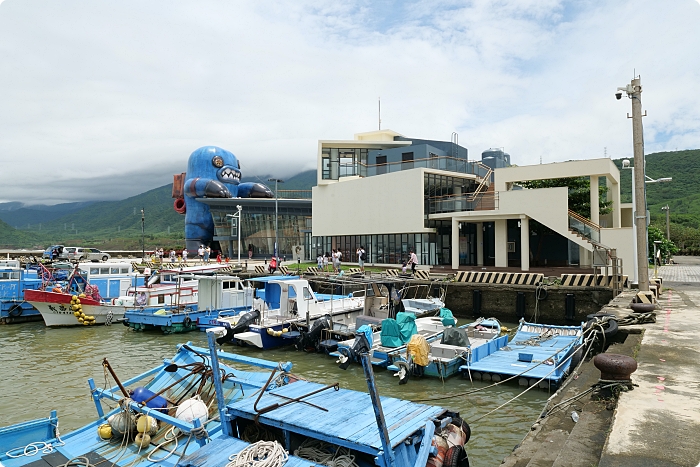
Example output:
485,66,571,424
568,210,601,243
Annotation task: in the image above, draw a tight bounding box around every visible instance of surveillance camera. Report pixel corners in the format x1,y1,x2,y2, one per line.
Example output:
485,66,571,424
615,91,622,100
622,159,630,168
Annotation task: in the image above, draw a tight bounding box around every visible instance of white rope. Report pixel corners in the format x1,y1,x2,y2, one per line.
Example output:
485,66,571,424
294,439,359,467
226,440,288,467
5,420,65,459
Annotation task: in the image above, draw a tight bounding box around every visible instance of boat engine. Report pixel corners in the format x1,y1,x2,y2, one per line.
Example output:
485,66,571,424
337,327,372,370
216,309,260,344
295,314,332,352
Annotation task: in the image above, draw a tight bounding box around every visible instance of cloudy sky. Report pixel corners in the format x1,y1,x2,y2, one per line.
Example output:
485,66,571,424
1,0,699,204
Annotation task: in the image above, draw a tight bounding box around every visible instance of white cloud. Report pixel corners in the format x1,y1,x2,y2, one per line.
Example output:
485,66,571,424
0,0,699,203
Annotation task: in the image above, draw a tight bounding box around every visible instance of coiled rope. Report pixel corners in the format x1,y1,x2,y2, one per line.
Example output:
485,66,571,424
294,439,359,467
5,420,65,459
226,440,288,467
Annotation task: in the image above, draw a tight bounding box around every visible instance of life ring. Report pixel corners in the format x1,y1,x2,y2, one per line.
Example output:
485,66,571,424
8,305,23,317
443,445,469,467
395,361,410,385
183,316,192,328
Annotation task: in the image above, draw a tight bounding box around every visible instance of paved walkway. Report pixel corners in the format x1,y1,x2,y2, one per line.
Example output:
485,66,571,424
655,256,700,284
600,260,700,467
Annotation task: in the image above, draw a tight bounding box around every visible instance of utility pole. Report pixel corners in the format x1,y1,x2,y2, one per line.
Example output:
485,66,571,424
630,77,648,292
661,205,670,240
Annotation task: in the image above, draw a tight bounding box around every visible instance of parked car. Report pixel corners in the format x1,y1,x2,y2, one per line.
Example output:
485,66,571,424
66,248,111,262
42,245,64,260
59,247,77,260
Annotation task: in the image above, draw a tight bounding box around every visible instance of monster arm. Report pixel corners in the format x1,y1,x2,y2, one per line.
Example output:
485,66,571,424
184,178,231,198
237,182,273,198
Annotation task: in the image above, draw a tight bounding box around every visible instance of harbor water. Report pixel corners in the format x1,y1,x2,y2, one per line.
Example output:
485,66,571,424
0,322,548,466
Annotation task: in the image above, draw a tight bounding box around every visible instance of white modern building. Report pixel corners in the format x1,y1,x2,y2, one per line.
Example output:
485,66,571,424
311,130,634,276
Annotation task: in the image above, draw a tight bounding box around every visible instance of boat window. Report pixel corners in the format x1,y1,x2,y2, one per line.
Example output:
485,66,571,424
90,267,99,275
121,268,129,274
0,272,8,280
303,287,313,300
223,281,230,289
158,295,165,304
100,268,109,274
111,267,120,274
79,269,89,275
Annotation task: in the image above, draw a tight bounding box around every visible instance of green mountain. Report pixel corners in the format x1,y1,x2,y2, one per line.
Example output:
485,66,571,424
0,218,38,248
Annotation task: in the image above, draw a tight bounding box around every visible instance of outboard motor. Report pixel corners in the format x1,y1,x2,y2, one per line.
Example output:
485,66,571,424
216,309,260,345
337,327,372,370
296,314,332,352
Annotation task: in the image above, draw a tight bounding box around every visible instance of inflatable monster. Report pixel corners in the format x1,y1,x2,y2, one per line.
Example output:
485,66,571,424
173,146,272,253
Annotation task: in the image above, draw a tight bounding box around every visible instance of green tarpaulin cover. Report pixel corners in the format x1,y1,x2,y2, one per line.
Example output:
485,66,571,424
439,307,456,327
380,319,402,347
396,312,417,344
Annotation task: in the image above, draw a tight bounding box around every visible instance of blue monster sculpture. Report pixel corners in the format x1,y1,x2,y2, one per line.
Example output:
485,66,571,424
174,146,272,253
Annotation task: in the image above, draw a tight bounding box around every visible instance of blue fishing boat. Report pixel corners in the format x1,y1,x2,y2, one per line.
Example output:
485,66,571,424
124,275,253,333
459,320,584,388
0,333,293,467
0,260,42,323
216,278,366,349
1,328,473,467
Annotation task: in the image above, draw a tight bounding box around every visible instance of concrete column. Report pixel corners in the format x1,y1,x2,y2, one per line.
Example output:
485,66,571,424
611,178,621,228
590,175,599,225
495,219,507,268
579,245,592,267
520,216,529,271
476,222,484,266
451,217,459,270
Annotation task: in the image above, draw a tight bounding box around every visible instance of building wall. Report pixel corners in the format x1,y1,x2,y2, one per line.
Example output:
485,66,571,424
312,169,429,237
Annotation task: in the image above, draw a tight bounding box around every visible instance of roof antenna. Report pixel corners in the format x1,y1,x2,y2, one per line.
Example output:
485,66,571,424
378,97,381,130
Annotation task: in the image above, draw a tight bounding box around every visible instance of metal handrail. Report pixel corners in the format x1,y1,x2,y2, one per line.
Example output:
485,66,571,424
567,210,601,230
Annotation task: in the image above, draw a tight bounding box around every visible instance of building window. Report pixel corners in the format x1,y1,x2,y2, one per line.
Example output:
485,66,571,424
376,155,387,175
402,152,414,169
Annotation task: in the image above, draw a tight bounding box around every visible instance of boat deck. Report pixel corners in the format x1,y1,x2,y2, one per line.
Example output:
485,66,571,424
177,436,316,467
226,380,445,455
460,329,581,382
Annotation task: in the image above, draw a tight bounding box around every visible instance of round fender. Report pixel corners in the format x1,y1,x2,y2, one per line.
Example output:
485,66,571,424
443,445,469,467
568,347,584,370
8,305,23,317
183,316,192,328
584,317,618,338
396,361,410,385
174,198,186,214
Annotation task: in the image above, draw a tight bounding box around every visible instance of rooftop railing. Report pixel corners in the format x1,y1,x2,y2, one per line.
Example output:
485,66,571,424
428,191,499,214
277,190,312,199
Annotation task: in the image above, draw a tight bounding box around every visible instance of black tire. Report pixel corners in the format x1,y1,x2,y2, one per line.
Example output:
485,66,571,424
444,445,469,467
568,347,584,370
183,317,192,328
8,305,23,317
584,317,618,338
102,256,108,262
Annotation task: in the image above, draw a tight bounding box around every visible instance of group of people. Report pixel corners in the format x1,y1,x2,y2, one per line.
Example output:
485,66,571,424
316,249,344,273
197,245,212,263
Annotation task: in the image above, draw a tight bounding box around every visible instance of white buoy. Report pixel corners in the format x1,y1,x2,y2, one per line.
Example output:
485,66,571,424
175,395,208,428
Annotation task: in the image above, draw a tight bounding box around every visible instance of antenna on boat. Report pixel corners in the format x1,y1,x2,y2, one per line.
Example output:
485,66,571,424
378,97,381,130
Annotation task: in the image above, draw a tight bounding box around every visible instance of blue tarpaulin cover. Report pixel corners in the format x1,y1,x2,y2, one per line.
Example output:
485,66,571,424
396,312,417,344
356,324,373,347
439,307,456,327
380,319,402,347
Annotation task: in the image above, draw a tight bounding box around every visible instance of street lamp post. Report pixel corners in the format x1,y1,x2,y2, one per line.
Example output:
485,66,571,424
226,205,243,265
661,205,670,240
140,208,145,261
621,160,672,286
268,178,284,260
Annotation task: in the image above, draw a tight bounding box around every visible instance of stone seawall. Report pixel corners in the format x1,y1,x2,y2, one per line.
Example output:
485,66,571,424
442,281,614,325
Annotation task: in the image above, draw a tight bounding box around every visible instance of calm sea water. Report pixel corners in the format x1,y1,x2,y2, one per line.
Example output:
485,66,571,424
0,322,548,466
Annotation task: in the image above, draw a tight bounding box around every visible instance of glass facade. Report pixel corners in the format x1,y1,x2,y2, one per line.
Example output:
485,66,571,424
207,201,312,260
321,148,369,180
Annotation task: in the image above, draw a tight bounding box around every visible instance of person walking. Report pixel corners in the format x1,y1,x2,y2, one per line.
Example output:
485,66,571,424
356,246,366,272
317,253,323,270
182,248,188,263
322,252,329,272
248,244,253,260
169,249,176,263
407,249,418,275
268,256,278,274
204,246,211,263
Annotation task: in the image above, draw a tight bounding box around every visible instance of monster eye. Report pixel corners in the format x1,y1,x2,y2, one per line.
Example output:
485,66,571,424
212,156,224,168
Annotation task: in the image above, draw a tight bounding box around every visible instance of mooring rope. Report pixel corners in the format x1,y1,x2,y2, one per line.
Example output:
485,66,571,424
226,440,288,467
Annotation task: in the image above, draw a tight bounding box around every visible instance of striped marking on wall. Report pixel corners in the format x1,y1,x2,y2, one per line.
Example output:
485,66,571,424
386,269,401,277
254,265,267,274
278,265,289,275
346,268,362,274
413,270,431,280
455,271,544,285
560,274,629,288
305,267,320,275
636,291,655,304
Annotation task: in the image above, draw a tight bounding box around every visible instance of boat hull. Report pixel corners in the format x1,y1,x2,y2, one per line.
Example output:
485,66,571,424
25,290,126,327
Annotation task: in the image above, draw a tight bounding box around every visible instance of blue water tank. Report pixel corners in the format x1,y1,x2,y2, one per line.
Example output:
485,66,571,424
481,148,511,169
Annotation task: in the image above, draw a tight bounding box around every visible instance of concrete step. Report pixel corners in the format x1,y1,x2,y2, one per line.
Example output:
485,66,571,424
551,409,613,467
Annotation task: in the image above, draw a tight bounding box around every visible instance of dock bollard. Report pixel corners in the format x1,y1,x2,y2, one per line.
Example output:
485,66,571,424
593,354,637,399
